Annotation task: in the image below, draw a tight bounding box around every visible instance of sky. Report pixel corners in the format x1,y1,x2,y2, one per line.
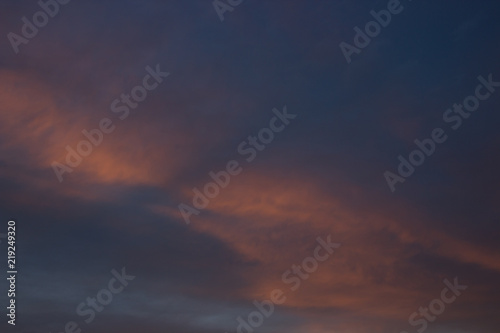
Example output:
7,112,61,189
0,0,499,332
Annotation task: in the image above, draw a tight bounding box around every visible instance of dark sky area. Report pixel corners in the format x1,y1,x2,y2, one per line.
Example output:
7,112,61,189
0,1,499,333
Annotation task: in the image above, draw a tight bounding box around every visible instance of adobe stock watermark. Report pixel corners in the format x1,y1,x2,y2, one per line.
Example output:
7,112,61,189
232,235,341,333
51,64,170,182
178,105,297,224
213,0,243,22
7,0,71,54
400,277,467,333
384,73,500,192
340,0,407,64
50,267,135,333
